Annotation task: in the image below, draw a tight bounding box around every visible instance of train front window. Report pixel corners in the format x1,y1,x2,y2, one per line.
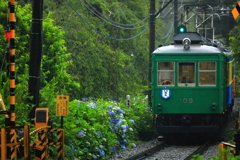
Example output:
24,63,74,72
158,62,174,86
199,62,216,86
178,62,195,87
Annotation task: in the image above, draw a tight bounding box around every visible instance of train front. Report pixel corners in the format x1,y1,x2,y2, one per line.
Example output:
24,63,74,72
151,32,231,135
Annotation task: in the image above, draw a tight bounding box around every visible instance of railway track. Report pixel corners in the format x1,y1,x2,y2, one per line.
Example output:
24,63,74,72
125,143,166,160
125,139,211,160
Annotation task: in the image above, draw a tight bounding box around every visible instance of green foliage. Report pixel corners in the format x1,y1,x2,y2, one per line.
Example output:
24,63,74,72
39,0,152,100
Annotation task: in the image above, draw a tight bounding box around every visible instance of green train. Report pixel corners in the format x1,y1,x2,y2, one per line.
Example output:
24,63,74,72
151,32,235,135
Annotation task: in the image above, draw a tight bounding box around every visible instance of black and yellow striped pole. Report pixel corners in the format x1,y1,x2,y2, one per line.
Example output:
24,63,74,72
7,0,17,159
8,0,16,128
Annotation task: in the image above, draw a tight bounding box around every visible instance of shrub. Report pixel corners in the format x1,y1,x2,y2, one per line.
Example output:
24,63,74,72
52,95,155,159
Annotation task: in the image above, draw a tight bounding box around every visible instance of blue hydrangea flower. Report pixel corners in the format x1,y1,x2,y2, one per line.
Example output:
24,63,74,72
84,148,88,151
121,125,127,130
123,139,127,144
89,102,97,108
120,113,123,118
116,120,122,126
78,130,85,136
116,140,120,144
102,137,107,142
123,129,127,133
99,145,104,149
92,155,97,159
130,120,134,124
108,105,113,109
122,134,126,138
82,98,88,101
108,111,116,116
98,148,105,157
114,126,118,132
111,117,119,125
96,131,102,135
121,144,126,151
111,147,117,152
132,143,137,148
117,108,124,114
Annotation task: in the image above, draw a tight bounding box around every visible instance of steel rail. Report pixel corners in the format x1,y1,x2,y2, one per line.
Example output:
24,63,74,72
125,143,166,160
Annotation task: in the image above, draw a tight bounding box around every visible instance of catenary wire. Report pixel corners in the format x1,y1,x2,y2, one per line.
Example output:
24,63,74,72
83,0,150,27
66,0,149,41
79,0,148,29
156,0,184,39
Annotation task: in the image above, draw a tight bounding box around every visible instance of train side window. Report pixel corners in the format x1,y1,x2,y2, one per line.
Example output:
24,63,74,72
178,62,195,87
158,62,174,86
199,62,216,86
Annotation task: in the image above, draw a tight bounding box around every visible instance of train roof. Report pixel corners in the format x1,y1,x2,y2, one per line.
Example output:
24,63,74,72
153,32,231,54
153,44,222,54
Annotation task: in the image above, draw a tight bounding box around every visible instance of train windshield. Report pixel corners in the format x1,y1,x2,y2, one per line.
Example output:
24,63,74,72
158,62,174,86
178,62,195,87
199,62,216,86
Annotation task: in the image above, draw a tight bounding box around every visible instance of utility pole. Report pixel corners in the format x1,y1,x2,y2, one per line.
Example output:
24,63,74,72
149,0,155,105
149,0,173,106
28,0,44,119
174,0,178,34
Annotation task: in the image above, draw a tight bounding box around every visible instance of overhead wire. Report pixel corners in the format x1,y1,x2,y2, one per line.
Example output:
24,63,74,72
156,21,174,39
79,0,148,29
65,0,149,41
83,0,149,27
156,0,184,40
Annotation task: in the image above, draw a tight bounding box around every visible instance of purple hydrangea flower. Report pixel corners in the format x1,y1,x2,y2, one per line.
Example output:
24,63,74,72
78,130,85,136
18,131,24,135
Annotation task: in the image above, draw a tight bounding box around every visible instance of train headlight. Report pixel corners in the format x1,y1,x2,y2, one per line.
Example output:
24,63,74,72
183,38,191,50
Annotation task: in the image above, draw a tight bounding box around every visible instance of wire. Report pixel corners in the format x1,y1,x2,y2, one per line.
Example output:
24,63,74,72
164,26,173,43
79,0,148,29
156,0,184,41
156,22,174,39
83,0,149,27
65,0,149,41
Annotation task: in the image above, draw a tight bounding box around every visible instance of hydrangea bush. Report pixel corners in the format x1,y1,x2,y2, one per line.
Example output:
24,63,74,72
54,95,156,159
